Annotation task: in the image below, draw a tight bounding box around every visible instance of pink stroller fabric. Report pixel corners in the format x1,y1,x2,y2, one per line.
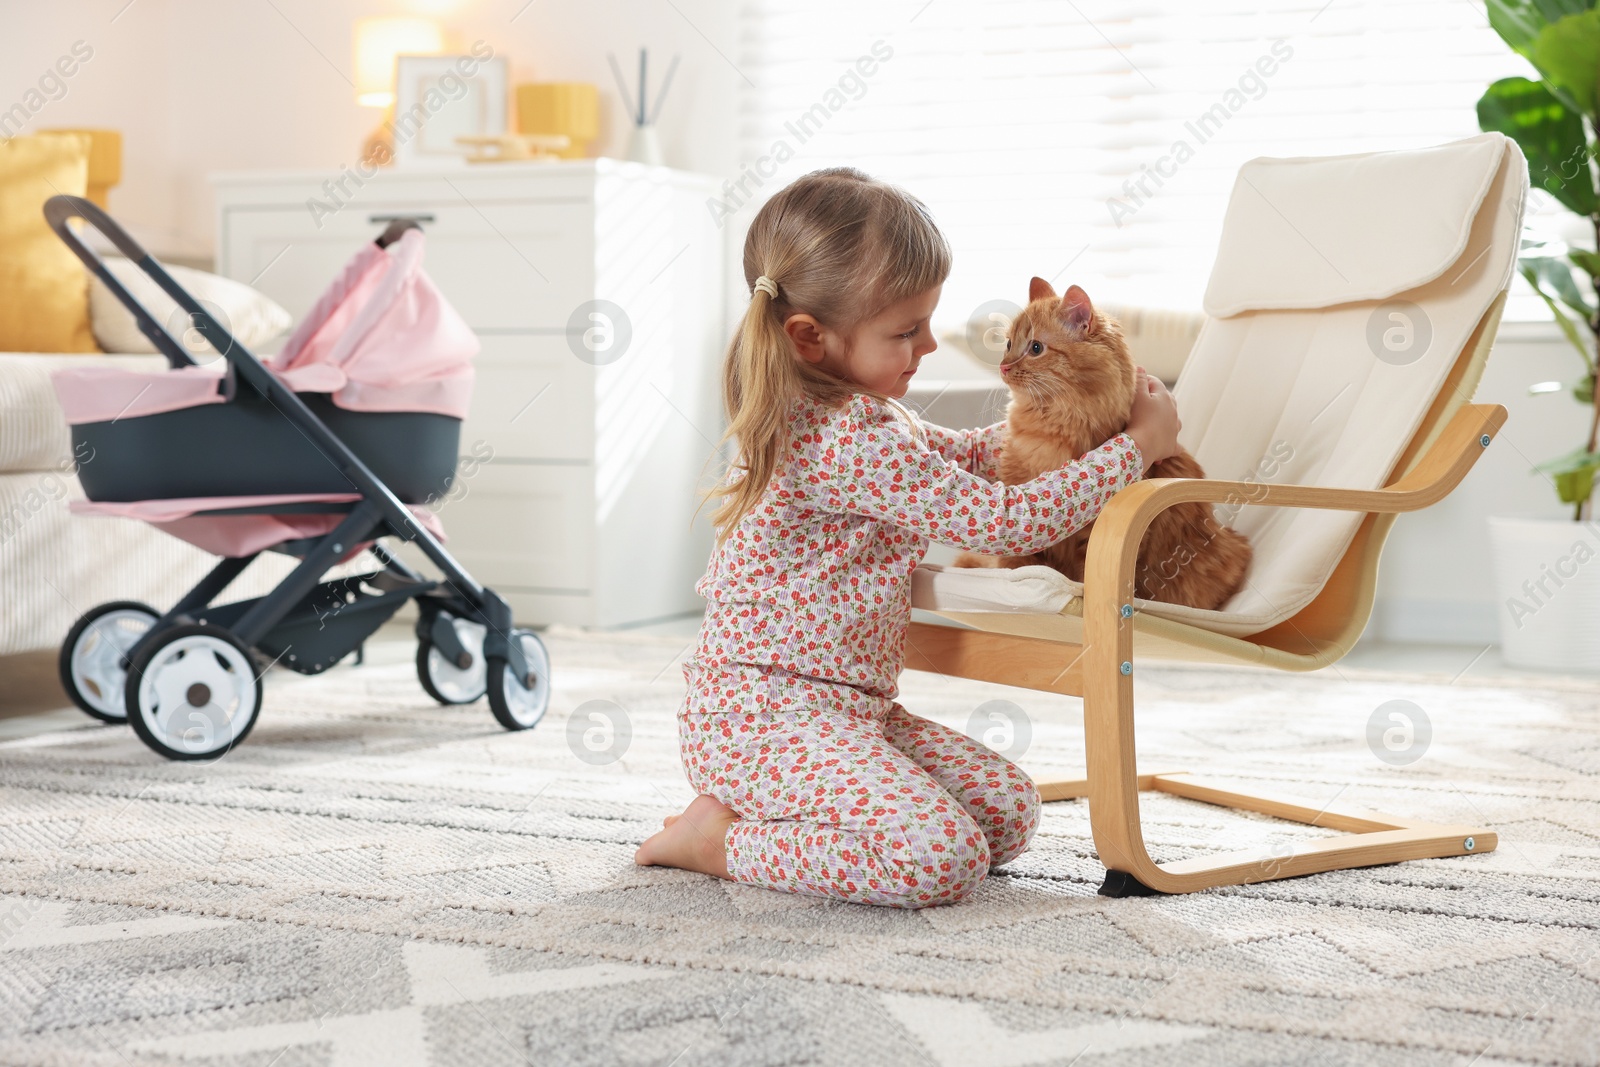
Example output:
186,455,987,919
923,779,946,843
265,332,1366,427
51,364,227,424
51,229,478,425
267,229,477,417
70,495,445,560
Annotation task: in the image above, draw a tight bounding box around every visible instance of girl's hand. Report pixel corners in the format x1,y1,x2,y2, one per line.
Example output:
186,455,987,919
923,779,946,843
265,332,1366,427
1125,367,1180,471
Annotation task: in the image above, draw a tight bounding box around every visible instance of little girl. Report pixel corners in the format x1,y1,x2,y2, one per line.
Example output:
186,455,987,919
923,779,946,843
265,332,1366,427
635,167,1181,908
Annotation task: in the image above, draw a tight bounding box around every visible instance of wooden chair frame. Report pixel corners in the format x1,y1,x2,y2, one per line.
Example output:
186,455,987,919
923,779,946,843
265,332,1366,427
903,299,1507,896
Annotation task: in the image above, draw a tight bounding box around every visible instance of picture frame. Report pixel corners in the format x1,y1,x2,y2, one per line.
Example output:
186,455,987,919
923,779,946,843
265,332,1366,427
391,54,509,167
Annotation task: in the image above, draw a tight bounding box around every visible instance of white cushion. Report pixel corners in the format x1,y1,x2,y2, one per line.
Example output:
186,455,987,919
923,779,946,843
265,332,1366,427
1203,134,1507,317
88,258,292,357
915,133,1527,639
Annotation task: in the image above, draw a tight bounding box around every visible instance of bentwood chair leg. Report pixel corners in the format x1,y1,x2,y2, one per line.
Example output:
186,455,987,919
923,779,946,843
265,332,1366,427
1069,610,1493,895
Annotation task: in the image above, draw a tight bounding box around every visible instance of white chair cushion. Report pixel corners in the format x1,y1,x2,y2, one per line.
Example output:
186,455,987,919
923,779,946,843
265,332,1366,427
1203,135,1509,316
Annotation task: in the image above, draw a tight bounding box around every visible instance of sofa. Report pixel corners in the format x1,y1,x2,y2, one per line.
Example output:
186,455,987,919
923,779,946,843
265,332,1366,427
0,353,299,656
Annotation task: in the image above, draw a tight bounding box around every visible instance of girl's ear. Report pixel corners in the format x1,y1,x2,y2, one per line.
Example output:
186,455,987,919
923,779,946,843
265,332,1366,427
1060,285,1096,332
783,313,829,365
1028,276,1056,303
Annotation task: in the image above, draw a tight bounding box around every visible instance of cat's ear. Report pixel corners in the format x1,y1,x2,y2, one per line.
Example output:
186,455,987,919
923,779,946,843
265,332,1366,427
1061,285,1096,332
1028,276,1056,303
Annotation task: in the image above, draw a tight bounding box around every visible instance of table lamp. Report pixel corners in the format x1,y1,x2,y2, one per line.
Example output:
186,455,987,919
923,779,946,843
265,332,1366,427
354,15,445,164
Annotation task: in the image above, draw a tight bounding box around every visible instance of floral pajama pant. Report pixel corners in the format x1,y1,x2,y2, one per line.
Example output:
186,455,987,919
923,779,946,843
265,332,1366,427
677,666,1041,909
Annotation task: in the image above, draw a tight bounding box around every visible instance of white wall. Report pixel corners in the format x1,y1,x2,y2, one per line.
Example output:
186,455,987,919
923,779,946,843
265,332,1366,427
0,0,742,257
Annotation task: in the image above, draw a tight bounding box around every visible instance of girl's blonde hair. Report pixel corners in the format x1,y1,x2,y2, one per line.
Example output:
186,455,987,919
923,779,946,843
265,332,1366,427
706,166,952,544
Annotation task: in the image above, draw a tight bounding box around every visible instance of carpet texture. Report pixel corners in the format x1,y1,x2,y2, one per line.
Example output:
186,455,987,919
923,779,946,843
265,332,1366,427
0,625,1597,1066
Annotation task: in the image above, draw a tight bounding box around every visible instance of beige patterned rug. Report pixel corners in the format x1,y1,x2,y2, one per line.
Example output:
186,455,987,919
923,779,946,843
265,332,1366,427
1,625,1597,1066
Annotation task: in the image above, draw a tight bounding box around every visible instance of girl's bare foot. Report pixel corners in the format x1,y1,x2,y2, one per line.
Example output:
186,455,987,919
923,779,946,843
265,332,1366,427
635,795,737,880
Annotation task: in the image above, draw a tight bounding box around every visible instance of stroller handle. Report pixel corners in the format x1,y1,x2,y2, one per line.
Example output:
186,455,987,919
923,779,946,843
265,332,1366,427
44,194,242,373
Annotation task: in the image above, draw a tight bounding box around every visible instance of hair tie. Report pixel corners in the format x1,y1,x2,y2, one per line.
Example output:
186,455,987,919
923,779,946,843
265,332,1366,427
752,275,779,299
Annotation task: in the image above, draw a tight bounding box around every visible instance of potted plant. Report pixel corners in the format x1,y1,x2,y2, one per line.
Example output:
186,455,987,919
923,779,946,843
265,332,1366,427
1476,0,1600,670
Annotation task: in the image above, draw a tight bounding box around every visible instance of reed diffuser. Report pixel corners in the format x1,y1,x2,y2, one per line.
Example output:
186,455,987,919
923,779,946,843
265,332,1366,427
608,47,678,165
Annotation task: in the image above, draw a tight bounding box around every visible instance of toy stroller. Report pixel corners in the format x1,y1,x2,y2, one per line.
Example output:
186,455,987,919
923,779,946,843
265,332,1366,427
46,195,548,761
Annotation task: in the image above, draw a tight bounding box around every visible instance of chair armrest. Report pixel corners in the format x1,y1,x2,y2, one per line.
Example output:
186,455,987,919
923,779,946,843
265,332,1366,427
1110,401,1503,522
1080,402,1505,609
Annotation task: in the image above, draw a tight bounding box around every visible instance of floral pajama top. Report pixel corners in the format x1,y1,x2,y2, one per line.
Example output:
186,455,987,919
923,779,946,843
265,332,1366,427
679,391,1144,908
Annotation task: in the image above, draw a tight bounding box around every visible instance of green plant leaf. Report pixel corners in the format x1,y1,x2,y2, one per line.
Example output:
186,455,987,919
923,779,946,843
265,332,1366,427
1530,10,1600,124
1535,0,1595,21
1490,1,1600,56
1556,465,1598,505
1521,263,1596,363
1525,254,1599,319
1490,0,1550,53
1573,370,1598,402
1534,445,1600,505
1569,247,1600,278
1479,78,1599,215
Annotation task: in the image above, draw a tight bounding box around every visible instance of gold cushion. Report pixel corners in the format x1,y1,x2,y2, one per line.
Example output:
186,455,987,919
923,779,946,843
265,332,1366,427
0,132,100,353
40,128,122,208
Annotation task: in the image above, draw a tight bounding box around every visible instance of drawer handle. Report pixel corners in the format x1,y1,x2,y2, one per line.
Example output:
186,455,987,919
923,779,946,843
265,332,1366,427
371,214,433,249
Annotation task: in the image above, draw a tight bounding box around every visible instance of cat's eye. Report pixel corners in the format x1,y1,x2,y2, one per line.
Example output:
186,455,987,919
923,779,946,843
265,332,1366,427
1029,340,1044,356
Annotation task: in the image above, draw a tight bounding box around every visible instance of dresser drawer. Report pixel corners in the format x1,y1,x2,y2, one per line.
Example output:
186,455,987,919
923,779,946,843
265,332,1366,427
434,462,592,593
219,200,593,331
461,335,593,462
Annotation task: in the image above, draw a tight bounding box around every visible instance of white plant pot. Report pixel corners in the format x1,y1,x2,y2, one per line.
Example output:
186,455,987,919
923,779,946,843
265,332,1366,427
1487,515,1600,672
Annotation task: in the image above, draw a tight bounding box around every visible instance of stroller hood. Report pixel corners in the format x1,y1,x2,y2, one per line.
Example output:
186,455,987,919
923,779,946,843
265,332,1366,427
269,228,477,418
53,229,478,425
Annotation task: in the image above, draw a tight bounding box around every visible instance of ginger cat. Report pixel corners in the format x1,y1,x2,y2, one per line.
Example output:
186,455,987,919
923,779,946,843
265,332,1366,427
954,278,1252,611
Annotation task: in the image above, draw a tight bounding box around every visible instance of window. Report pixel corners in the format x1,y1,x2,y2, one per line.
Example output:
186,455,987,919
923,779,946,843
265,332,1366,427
735,0,1551,325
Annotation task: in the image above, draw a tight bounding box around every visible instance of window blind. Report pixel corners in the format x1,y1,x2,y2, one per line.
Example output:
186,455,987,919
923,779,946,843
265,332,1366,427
734,0,1554,325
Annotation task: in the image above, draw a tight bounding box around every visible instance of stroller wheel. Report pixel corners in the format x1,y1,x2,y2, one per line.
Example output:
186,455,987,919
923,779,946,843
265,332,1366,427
59,601,160,723
125,624,263,761
416,617,489,705
486,629,550,731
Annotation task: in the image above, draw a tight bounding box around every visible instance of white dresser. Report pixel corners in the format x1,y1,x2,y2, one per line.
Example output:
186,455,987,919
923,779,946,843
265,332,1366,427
211,160,727,628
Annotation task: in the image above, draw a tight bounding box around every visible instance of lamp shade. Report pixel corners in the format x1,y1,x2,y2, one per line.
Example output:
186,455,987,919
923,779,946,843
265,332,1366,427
354,16,444,107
